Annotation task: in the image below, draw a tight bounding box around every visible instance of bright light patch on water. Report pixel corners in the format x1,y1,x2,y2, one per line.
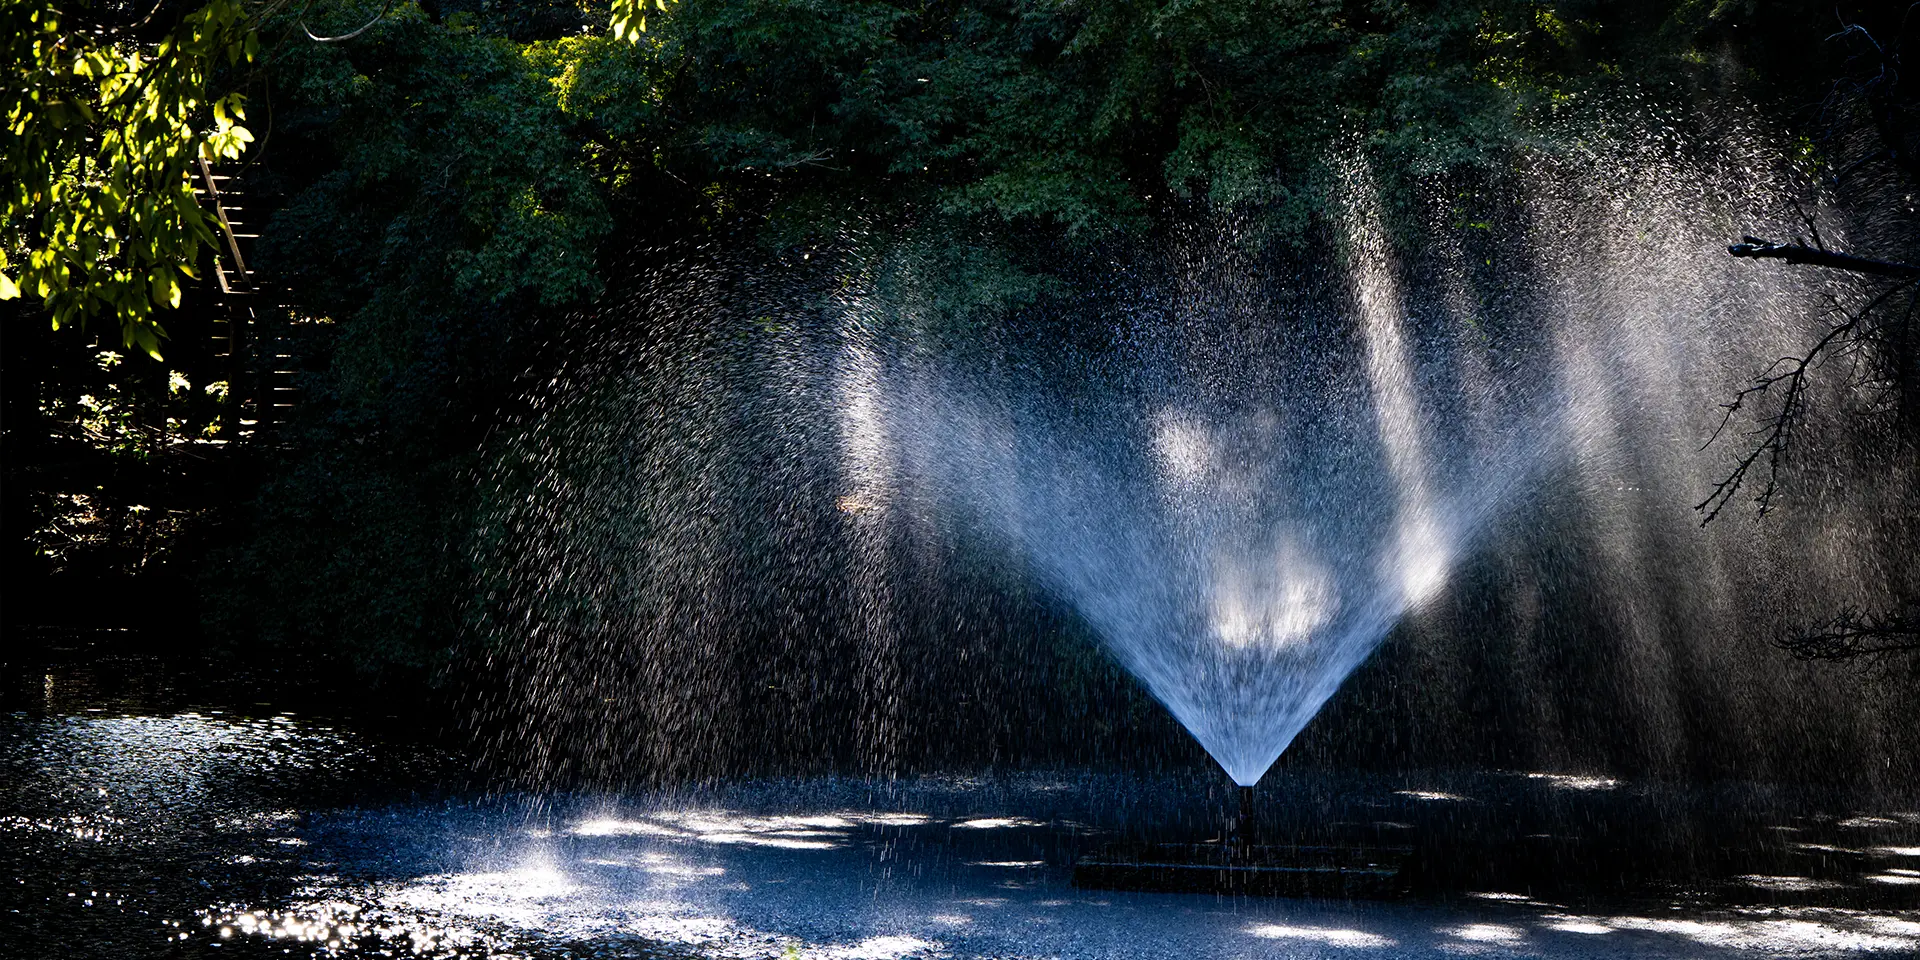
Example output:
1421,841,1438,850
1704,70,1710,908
571,811,866,850
1863,916,1920,937
1247,923,1396,948
820,935,939,959
575,818,683,837
625,912,736,944
1602,914,1920,952
860,812,933,827
703,833,838,850
583,852,725,878
200,902,494,956
1526,773,1622,791
1738,875,1846,892
444,866,576,900
374,864,584,931
1444,922,1528,945
1541,915,1615,935
1839,817,1904,829
1795,842,1860,854
1397,790,1471,802
951,817,1043,829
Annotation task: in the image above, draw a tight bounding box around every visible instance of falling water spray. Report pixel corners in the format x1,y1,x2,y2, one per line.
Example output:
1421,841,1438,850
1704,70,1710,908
470,100,1919,795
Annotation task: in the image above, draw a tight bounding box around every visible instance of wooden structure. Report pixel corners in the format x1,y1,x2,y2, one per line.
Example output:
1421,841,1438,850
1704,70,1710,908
193,157,300,437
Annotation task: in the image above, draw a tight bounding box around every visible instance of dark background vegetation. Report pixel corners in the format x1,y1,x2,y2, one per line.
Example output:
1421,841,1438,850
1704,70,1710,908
5,0,1915,783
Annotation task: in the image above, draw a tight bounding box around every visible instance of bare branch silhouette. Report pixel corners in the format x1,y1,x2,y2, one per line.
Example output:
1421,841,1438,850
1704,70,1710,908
1728,237,1920,279
1697,269,1917,524
1777,608,1920,660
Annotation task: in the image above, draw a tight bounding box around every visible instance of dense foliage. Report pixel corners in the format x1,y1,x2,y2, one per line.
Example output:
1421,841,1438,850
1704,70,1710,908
2,0,257,357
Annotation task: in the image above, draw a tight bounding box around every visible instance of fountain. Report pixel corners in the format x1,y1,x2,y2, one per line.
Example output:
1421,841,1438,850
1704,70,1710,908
470,98,1918,803
859,163,1557,789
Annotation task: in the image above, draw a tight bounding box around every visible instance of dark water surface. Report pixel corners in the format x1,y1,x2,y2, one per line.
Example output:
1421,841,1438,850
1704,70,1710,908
3,646,1918,959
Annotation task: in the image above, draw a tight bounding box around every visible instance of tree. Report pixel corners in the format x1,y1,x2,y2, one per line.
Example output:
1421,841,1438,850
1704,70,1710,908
1,0,258,358
1704,9,1919,661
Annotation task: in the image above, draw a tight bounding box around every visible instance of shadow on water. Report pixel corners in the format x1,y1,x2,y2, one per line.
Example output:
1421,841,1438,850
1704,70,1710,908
3,643,1916,960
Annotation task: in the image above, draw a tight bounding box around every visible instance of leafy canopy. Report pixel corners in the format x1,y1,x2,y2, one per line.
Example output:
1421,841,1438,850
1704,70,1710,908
2,0,257,357
561,0,1621,248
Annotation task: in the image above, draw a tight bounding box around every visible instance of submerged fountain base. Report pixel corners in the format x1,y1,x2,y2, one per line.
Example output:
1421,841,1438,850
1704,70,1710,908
1072,785,1412,898
1071,841,1413,899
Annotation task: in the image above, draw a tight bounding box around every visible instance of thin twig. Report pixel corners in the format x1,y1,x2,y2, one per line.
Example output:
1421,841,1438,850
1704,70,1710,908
302,0,395,42
1777,608,1920,660
1698,274,1917,523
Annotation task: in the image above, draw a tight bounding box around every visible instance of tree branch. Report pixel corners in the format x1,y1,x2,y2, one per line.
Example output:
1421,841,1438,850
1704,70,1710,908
1701,236,1919,524
1728,237,1920,279
1777,608,1920,660
302,0,395,42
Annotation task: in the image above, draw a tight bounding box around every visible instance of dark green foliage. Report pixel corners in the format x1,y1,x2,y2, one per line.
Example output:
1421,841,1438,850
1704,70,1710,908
259,1,609,398
201,0,610,682
557,0,1607,239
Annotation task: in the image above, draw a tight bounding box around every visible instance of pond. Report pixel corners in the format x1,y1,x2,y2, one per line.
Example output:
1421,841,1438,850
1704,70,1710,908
4,649,1918,959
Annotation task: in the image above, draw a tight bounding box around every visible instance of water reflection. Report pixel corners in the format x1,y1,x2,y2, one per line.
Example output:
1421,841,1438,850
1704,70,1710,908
4,708,1919,959
195,901,503,958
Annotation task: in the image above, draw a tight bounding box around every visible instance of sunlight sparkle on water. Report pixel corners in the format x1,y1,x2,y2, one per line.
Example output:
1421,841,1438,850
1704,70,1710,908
1247,923,1396,948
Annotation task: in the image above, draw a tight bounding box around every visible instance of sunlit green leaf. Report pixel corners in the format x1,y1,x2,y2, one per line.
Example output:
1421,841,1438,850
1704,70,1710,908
4,0,256,358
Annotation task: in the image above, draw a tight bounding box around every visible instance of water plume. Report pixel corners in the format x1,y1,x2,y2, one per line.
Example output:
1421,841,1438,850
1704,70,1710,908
470,96,1919,791
871,188,1548,785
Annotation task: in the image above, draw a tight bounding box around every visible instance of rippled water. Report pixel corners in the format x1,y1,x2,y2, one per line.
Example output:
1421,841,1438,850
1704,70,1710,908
3,661,1918,960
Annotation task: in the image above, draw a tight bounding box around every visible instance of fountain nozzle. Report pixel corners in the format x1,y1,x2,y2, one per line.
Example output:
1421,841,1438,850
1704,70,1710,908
1230,783,1256,856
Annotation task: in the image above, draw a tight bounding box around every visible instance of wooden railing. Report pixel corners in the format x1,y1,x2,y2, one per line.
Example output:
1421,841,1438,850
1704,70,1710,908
192,158,300,438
